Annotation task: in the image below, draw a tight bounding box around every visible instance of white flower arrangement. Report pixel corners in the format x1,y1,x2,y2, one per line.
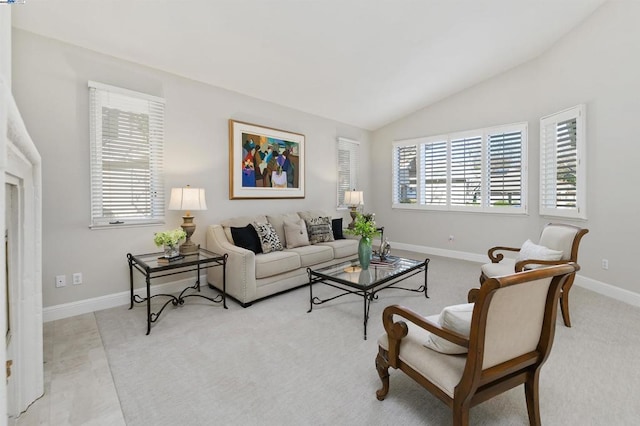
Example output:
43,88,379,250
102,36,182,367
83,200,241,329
153,228,186,247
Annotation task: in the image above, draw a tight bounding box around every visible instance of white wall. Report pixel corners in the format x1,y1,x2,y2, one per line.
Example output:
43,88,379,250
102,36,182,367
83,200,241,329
11,29,371,308
1,9,9,87
371,1,640,295
0,6,10,426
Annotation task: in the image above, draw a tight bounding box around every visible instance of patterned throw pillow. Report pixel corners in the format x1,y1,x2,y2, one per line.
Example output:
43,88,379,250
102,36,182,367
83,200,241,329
304,216,335,244
252,222,283,254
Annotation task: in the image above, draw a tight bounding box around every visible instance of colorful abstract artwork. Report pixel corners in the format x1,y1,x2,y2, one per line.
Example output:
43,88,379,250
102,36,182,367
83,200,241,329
229,120,305,199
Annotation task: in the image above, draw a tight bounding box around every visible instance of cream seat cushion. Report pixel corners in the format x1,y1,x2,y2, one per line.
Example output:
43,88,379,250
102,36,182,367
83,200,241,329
481,259,516,278
287,245,333,267
317,239,358,259
378,322,466,398
254,251,300,279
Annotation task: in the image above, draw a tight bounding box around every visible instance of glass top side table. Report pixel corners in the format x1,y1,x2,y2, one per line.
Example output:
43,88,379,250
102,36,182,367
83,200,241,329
127,248,227,335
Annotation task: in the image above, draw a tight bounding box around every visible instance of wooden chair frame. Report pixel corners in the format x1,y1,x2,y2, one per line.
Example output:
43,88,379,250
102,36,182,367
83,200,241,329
376,263,579,426
477,223,588,327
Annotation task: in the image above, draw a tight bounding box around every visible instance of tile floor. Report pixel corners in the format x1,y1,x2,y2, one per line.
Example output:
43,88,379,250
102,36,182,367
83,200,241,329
14,314,125,426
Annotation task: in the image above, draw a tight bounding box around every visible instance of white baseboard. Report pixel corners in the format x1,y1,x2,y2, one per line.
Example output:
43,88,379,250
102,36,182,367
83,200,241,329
393,241,640,308
43,244,640,321
392,242,487,263
573,275,640,308
43,274,209,322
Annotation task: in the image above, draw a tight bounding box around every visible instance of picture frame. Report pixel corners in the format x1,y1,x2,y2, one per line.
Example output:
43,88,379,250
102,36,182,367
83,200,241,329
229,119,305,199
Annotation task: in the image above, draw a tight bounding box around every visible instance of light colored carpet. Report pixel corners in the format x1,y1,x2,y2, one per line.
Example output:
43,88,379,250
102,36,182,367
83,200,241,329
95,253,640,425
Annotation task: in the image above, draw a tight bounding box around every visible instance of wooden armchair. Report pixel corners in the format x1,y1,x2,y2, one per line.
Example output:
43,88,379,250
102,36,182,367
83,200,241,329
376,263,579,426
475,223,588,327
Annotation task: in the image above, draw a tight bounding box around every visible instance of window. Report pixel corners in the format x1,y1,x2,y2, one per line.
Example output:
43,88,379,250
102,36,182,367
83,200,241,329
392,122,527,214
421,139,447,206
540,104,586,219
450,133,482,207
89,81,166,228
336,137,359,208
393,143,417,204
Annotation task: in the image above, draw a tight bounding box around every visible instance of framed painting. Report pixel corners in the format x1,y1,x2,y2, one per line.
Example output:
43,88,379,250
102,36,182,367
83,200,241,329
229,120,305,199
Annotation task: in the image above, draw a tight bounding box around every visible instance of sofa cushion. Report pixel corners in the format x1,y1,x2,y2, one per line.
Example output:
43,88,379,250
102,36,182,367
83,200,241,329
266,213,301,247
254,251,301,279
332,218,344,240
230,224,262,254
317,239,358,259
283,218,310,249
304,216,335,244
286,245,334,267
253,222,284,254
221,215,268,242
298,210,329,221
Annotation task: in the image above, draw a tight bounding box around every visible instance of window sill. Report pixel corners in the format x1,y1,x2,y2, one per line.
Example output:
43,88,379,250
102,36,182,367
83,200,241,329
89,220,165,230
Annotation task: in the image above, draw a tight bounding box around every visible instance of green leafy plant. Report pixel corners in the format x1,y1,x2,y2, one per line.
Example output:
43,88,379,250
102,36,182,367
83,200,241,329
345,213,380,240
153,228,186,247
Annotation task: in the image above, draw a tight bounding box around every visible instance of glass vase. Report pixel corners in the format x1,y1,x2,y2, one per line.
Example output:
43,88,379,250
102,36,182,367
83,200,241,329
163,244,179,258
358,237,372,270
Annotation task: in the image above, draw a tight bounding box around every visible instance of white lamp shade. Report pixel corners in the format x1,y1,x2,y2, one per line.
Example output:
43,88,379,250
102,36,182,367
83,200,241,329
344,191,364,206
169,187,207,211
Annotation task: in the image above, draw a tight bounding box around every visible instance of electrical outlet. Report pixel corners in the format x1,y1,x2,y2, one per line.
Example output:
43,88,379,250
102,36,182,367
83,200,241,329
602,259,609,270
72,272,83,285
55,275,66,288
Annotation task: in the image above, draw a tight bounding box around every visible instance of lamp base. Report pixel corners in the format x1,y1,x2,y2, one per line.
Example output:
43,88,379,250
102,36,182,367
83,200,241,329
179,215,199,255
179,241,199,255
348,207,357,229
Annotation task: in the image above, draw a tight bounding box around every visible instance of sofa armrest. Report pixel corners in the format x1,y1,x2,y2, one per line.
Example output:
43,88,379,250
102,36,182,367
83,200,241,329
206,224,257,304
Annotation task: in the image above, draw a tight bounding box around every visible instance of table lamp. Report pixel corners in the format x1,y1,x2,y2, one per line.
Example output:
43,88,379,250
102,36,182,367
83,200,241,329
169,185,207,254
344,190,363,229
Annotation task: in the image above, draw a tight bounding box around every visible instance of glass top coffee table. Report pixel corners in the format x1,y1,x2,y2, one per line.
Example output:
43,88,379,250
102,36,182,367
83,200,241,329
307,256,429,340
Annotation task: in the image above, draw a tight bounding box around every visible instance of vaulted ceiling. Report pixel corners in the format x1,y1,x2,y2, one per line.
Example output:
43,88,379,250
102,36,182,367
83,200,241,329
12,0,606,130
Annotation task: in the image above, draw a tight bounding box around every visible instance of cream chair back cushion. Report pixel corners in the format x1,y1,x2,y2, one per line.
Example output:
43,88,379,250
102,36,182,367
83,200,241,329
482,277,552,369
538,225,578,260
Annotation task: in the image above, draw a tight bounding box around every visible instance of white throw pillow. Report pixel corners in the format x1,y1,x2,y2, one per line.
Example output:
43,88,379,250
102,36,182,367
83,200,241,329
516,239,563,269
424,303,474,354
283,218,310,249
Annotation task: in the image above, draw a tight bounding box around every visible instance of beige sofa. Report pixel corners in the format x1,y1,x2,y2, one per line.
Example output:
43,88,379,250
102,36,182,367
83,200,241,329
206,210,358,306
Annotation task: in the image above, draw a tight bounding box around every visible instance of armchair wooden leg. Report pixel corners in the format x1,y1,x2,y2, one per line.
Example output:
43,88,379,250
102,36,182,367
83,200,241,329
452,400,470,426
375,347,390,401
560,278,574,327
525,370,542,426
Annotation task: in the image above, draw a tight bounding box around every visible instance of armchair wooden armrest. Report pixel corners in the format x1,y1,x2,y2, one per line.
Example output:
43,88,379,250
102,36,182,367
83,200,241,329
382,305,469,368
487,245,520,263
515,259,570,272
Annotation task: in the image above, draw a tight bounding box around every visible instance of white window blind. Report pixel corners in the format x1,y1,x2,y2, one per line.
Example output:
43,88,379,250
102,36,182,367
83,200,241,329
540,105,586,219
89,81,166,227
450,134,482,207
392,122,527,214
488,127,525,207
421,140,447,206
336,137,360,208
392,143,417,204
